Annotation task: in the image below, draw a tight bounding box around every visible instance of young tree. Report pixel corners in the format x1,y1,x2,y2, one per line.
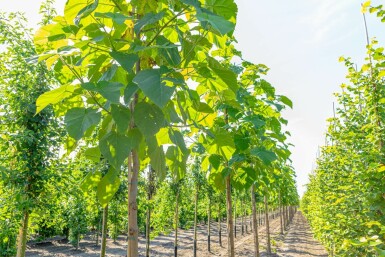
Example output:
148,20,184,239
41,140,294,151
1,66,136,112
0,11,60,257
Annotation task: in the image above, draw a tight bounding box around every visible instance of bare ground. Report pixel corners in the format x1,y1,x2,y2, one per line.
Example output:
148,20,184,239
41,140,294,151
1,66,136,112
276,211,328,257
26,213,282,257
26,211,327,257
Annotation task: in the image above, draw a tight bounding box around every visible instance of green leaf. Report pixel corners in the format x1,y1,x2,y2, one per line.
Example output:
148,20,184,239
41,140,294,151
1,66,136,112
133,69,176,108
209,154,222,170
84,147,101,162
234,133,249,151
207,166,225,190
192,102,214,113
74,0,99,25
133,102,165,137
36,85,75,114
80,171,102,192
99,131,133,170
97,168,121,207
196,9,235,36
279,95,293,108
378,165,385,173
213,128,235,147
156,36,181,66
244,115,265,129
149,146,166,181
126,128,143,150
124,83,139,104
180,0,201,8
94,12,132,24
134,11,165,35
251,147,277,165
205,0,238,21
221,167,232,178
110,51,139,73
82,81,124,103
65,107,101,140
169,129,188,153
111,104,131,134
207,56,238,92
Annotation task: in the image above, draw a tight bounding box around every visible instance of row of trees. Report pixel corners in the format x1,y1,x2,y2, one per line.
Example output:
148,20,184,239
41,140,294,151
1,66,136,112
0,0,299,257
302,2,385,256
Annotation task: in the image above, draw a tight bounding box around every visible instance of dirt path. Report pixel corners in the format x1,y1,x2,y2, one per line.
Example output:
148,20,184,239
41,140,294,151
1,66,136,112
276,211,328,257
26,212,282,257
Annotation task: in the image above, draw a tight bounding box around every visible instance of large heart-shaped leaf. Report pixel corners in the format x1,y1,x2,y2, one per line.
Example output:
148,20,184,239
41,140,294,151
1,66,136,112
250,147,277,165
99,131,132,170
111,104,131,134
36,85,75,114
82,81,124,103
133,102,165,137
97,168,121,207
65,107,101,140
133,69,175,108
110,51,139,72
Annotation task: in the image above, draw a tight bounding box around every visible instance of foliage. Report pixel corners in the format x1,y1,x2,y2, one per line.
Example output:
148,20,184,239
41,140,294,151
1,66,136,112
0,0,299,255
0,10,62,256
302,6,385,256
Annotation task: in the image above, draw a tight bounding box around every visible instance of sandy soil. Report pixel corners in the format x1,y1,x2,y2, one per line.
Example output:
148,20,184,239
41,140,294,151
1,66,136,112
276,211,328,257
26,211,327,257
26,212,282,257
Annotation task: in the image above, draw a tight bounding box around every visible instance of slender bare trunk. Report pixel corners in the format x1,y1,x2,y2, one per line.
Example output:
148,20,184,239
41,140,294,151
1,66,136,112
16,210,29,257
146,167,155,257
193,187,198,257
279,193,283,235
128,150,139,257
126,154,132,256
100,205,108,257
96,216,100,246
145,197,151,257
77,232,80,250
174,190,179,257
234,194,237,238
127,40,141,255
245,206,248,234
218,199,222,247
241,200,244,236
225,176,234,257
251,184,259,257
264,195,271,254
208,197,211,252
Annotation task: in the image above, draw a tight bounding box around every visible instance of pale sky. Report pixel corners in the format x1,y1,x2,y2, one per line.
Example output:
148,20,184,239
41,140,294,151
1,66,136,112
1,0,384,197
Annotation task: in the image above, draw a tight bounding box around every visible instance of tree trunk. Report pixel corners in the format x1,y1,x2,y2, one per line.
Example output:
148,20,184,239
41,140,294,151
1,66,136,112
251,184,259,257
96,213,101,246
225,176,235,257
77,232,80,250
241,200,244,236
234,194,237,238
146,167,155,257
16,210,29,257
264,195,271,254
218,199,222,247
145,198,151,257
249,212,253,230
193,187,198,257
174,190,179,257
208,197,211,252
279,193,283,235
286,206,289,226
100,205,108,257
128,150,140,257
245,206,248,234
127,27,141,256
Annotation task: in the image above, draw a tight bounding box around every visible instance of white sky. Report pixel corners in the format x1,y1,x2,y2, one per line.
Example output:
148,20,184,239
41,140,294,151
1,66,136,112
1,0,384,197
